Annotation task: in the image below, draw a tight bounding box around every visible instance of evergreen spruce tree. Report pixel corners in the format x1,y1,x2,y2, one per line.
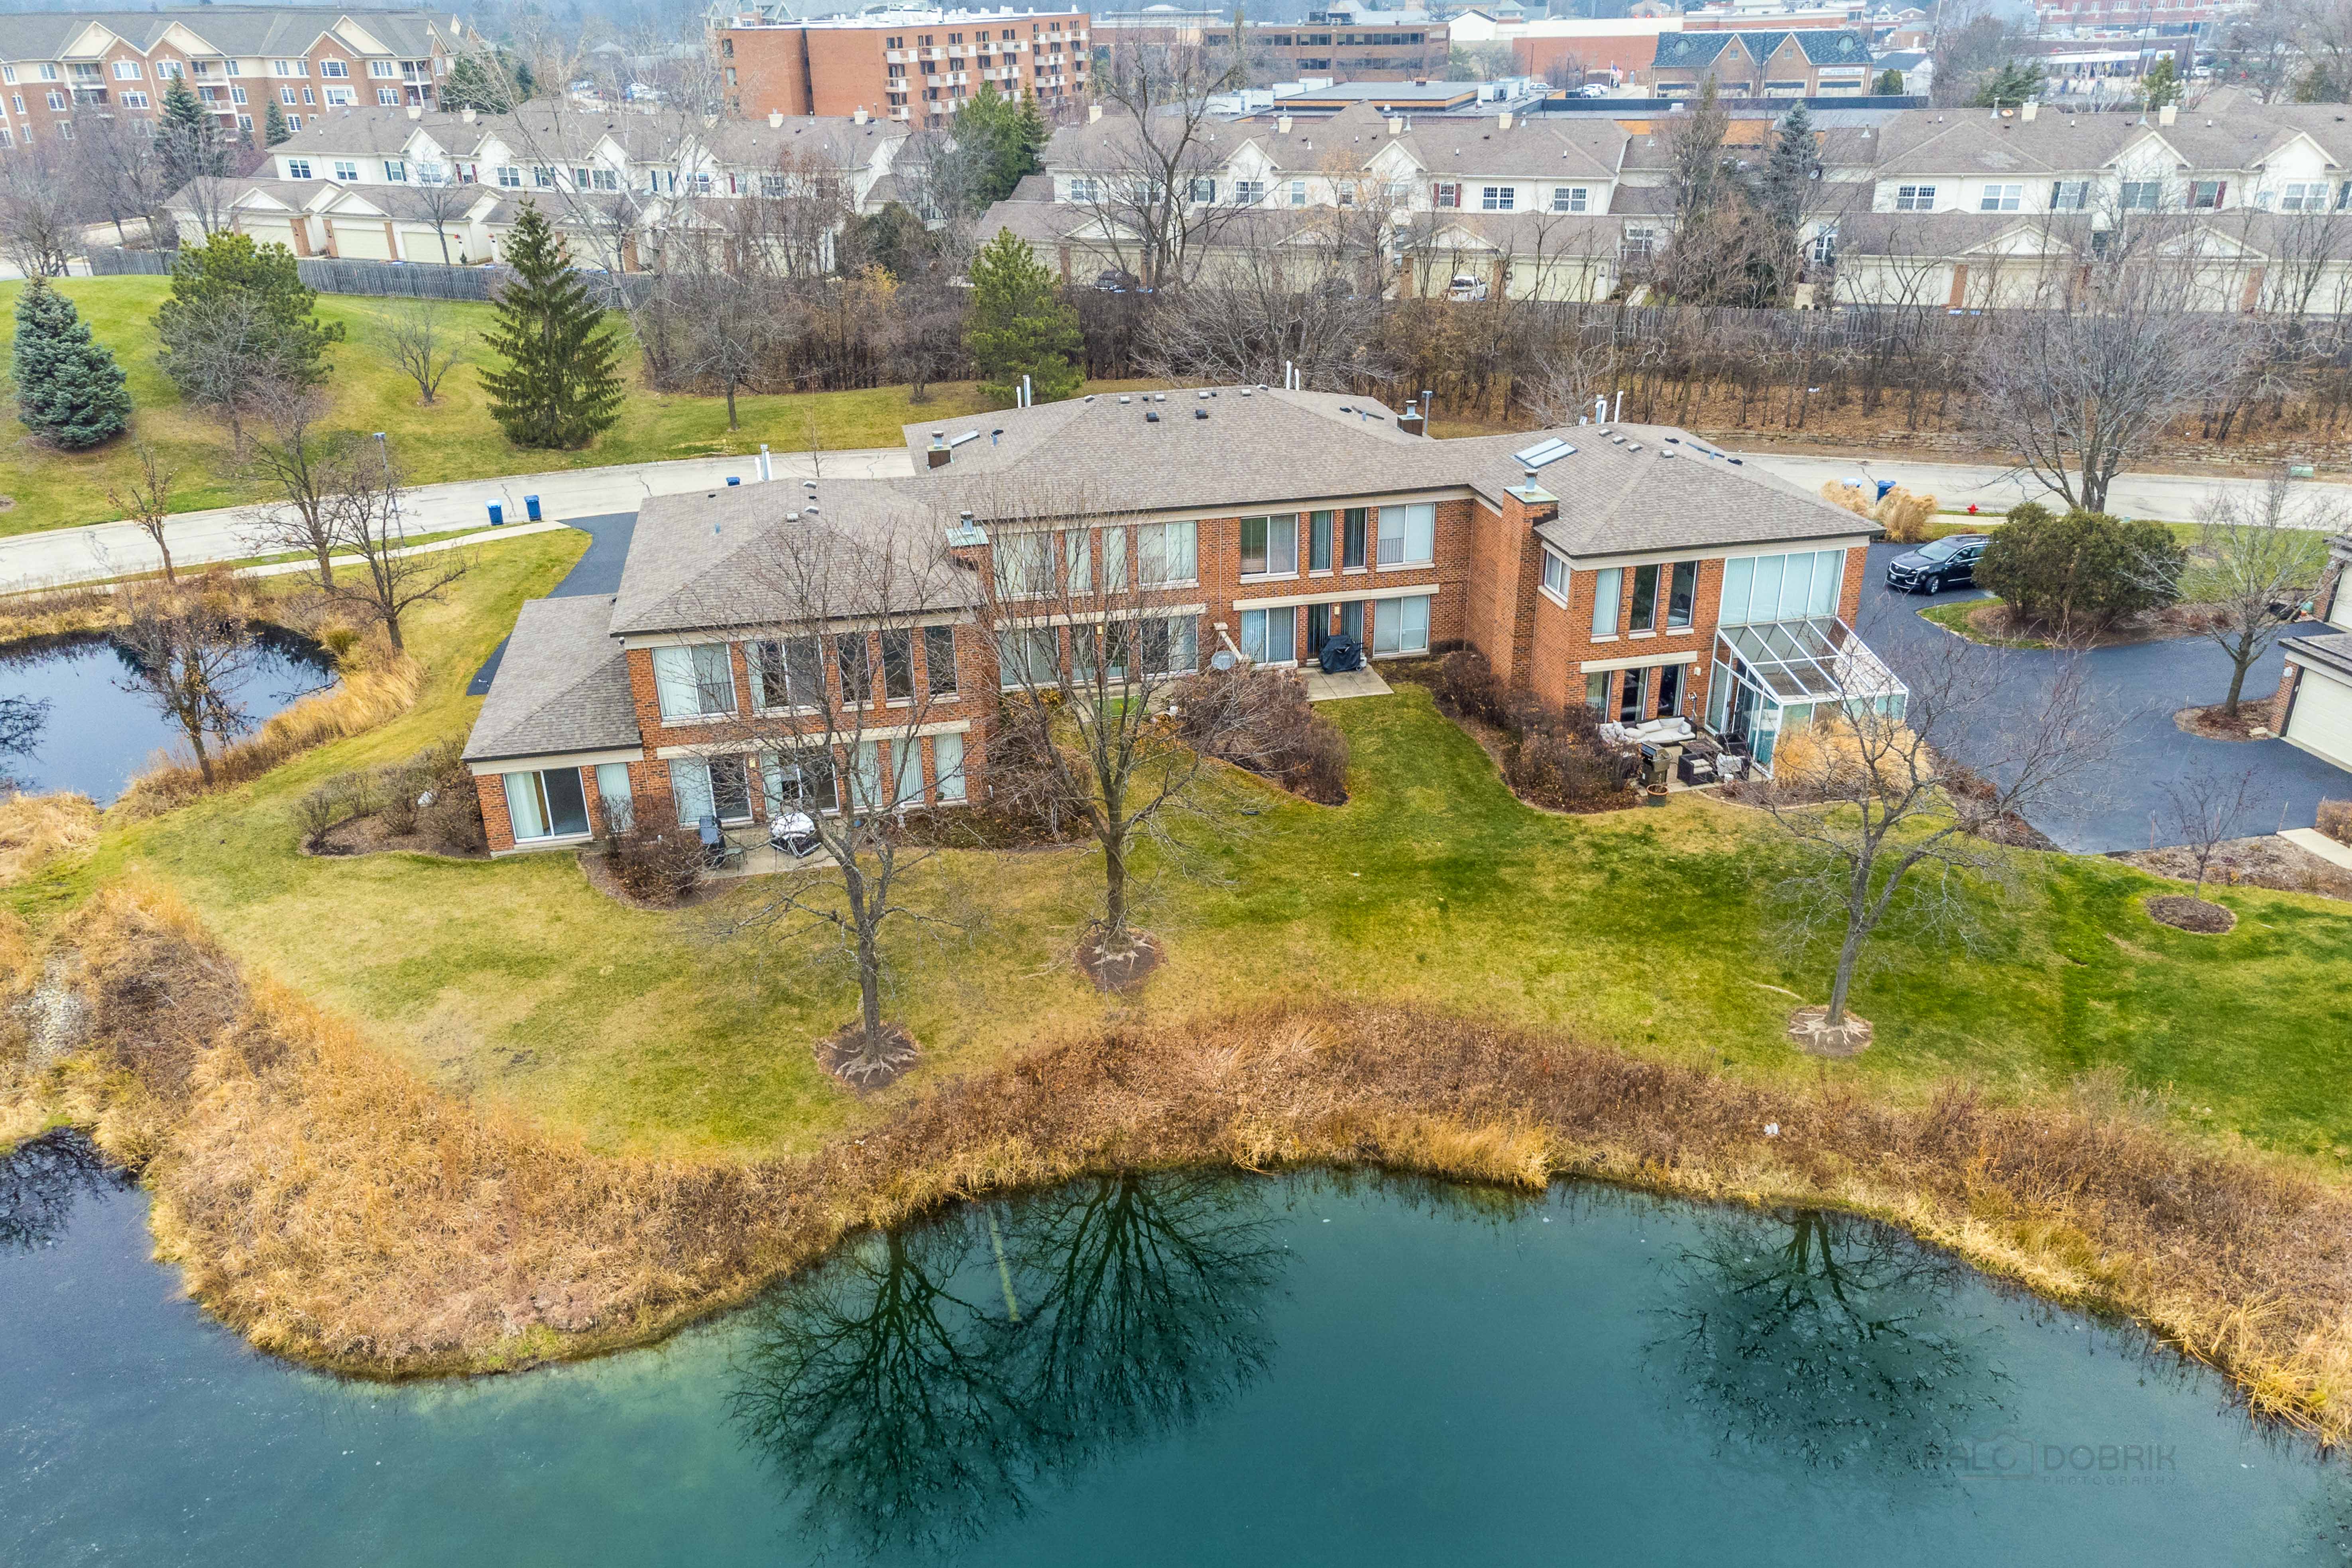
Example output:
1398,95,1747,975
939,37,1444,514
2141,55,2182,109
479,203,625,449
442,54,514,112
158,76,222,188
264,98,290,145
155,232,345,397
14,277,131,450
963,230,1082,405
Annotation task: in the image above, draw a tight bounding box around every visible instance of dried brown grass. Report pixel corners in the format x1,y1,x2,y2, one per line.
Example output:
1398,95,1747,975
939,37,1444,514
0,791,100,883
0,584,121,642
112,646,425,819
15,878,2352,1442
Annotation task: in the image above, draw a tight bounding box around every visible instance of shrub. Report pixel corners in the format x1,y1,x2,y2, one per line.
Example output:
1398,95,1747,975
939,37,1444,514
1976,502,2185,630
376,761,422,837
420,783,486,855
1172,666,1351,804
607,826,702,905
295,782,342,850
1502,696,1633,809
1436,647,1504,725
2319,799,2352,848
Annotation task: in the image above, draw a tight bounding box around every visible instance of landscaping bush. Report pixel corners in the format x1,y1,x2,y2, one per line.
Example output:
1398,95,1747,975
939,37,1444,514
606,826,702,906
1173,666,1351,804
1503,697,1634,809
419,785,486,856
1436,648,1504,726
2319,798,2352,848
1976,502,2185,631
376,760,423,837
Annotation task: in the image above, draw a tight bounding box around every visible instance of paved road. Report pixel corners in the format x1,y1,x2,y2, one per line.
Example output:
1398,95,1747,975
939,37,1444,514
1741,452,2352,527
0,447,914,591
1856,541,2347,854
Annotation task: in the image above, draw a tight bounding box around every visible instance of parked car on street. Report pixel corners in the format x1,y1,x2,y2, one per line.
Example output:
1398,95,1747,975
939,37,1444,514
1884,533,1988,593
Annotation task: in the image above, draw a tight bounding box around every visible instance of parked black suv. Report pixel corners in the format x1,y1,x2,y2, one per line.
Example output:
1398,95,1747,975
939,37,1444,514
1885,533,1988,594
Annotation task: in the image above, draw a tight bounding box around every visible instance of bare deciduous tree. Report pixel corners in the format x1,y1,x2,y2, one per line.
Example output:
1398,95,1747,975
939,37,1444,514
407,167,478,265
327,441,466,651
114,584,258,785
1076,39,1252,292
1967,245,2252,513
968,481,1233,976
704,505,970,1084
1138,204,1386,388
243,381,355,589
1760,635,2119,1050
0,142,83,279
381,296,471,405
2159,472,2333,715
73,115,174,247
2161,768,2264,899
107,443,180,582
656,268,783,429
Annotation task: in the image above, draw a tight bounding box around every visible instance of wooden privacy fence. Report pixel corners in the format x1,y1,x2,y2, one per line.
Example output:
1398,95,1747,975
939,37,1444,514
85,246,651,307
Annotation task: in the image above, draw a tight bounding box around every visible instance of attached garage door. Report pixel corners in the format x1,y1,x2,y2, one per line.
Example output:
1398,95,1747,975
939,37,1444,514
2287,665,2352,770
240,218,300,252
332,221,393,261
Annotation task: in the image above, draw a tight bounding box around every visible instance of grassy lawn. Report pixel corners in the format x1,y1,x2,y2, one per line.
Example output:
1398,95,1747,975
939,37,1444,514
0,277,1158,535
33,528,2352,1165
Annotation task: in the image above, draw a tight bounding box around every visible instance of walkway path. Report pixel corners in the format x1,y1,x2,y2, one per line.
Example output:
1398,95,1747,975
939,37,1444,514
0,447,914,592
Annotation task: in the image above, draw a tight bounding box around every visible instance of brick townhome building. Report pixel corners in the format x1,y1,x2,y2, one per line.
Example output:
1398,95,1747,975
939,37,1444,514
464,389,1881,855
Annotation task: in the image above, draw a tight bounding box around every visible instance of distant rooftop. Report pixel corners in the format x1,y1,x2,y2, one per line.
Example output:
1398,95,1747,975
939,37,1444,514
718,4,1084,27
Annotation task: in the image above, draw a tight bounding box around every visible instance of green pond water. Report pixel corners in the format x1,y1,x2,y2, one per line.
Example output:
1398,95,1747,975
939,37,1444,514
4,1133,2348,1566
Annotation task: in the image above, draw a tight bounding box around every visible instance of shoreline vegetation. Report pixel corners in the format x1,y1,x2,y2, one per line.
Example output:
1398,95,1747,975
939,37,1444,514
7,876,2352,1450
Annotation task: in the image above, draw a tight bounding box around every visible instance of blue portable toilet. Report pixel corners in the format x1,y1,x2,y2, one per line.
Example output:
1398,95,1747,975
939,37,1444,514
487,501,504,527
525,494,542,522
726,476,741,487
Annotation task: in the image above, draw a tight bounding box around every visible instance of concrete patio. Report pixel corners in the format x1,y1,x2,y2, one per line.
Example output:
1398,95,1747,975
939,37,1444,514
1303,666,1394,702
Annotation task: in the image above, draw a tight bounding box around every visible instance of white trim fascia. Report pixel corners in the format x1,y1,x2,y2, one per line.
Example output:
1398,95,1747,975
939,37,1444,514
619,612,966,649
466,745,645,777
1580,647,1699,674
1549,533,1873,571
654,718,971,759
1004,602,1208,629
1232,583,1442,612
981,487,1477,533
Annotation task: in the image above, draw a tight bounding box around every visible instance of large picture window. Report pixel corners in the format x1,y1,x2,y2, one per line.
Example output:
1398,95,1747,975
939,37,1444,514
594,763,633,833
762,750,837,816
1377,503,1435,567
1719,549,1845,625
748,635,824,710
1137,521,1198,586
1142,614,1199,676
503,767,589,840
1240,606,1296,663
651,643,736,720
670,755,754,826
1371,594,1432,655
997,626,1058,689
1239,514,1299,578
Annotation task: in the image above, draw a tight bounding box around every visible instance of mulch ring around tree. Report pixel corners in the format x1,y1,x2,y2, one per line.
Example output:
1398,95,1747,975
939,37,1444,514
2174,703,2271,742
2145,894,2238,935
1075,926,1165,995
1786,1005,1874,1058
815,1021,920,1091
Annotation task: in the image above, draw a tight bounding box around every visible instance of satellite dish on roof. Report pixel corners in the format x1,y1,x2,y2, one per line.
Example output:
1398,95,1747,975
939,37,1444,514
1211,650,1239,671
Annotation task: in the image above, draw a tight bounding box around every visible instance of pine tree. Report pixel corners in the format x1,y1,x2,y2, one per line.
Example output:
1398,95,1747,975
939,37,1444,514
442,54,514,112
264,98,290,145
479,203,625,449
155,232,345,398
963,230,1082,406
158,75,222,189
2142,55,2182,109
14,277,131,450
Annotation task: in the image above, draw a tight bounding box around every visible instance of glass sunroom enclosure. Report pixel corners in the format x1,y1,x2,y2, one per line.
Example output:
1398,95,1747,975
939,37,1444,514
1707,617,1907,774
1701,546,1905,775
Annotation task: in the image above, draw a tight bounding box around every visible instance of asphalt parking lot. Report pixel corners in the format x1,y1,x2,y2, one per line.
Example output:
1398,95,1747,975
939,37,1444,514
1855,541,2348,854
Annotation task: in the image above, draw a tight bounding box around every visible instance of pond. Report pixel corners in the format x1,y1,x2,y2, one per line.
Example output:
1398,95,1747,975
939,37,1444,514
5,1137,2348,1566
0,630,336,804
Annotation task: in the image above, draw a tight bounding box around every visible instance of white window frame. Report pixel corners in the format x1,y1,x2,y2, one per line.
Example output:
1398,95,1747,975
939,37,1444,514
1371,594,1432,656
1978,182,2022,212
1551,185,1589,213
332,160,358,182
1540,549,1569,605
650,643,739,721
285,157,313,179
1376,503,1435,569
1892,183,1935,211
1481,185,1516,211
1239,513,1299,580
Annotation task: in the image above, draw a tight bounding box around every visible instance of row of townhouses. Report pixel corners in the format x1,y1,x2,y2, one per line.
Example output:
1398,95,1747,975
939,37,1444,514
167,103,912,270
462,390,1886,856
982,89,2352,314
0,6,471,151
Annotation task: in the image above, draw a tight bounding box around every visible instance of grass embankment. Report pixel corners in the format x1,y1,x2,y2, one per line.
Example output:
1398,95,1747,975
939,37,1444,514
22,880,2352,1447
0,277,1155,533
10,529,2352,1420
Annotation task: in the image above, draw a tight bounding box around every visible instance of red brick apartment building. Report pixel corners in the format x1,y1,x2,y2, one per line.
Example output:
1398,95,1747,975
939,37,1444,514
0,7,470,150
464,390,1882,856
713,6,1089,125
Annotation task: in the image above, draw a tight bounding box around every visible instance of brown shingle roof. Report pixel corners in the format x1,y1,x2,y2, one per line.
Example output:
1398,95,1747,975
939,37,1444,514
460,595,639,763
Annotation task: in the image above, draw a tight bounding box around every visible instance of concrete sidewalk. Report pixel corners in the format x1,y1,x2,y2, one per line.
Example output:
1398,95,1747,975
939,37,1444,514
0,445,914,591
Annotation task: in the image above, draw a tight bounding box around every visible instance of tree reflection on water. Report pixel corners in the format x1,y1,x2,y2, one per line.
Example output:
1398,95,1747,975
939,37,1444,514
1650,1208,2013,1489
728,1172,1286,1561
0,1129,125,1252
